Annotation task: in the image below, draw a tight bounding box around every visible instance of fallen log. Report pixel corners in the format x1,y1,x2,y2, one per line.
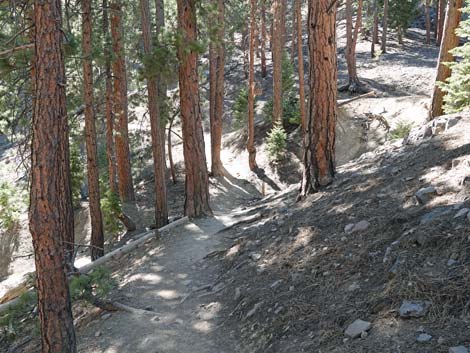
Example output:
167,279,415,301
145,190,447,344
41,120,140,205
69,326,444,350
0,216,189,314
338,91,376,107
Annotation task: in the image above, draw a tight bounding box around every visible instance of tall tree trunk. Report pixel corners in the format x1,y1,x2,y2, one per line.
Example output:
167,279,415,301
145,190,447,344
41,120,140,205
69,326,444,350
291,2,296,63
103,0,118,195
371,0,378,57
381,0,388,53
430,0,462,118
436,0,447,46
140,0,169,227
176,0,212,217
272,0,284,124
30,0,77,351
82,0,105,260
343,0,363,92
425,0,431,44
155,0,168,175
300,0,337,196
209,0,226,177
296,0,306,134
242,25,249,79
248,0,258,171
260,0,267,78
111,0,135,202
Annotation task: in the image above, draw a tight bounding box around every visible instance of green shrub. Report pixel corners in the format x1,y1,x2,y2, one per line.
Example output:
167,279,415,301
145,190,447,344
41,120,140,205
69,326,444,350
266,125,287,161
439,5,470,113
389,121,413,139
101,189,122,235
0,182,23,232
233,87,249,128
0,291,38,342
69,266,116,301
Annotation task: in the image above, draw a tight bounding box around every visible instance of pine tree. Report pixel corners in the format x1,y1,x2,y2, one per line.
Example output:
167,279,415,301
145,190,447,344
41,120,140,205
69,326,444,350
30,0,77,350
248,0,258,171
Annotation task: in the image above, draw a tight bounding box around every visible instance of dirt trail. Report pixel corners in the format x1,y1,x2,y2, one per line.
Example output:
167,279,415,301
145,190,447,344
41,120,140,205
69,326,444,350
75,177,261,353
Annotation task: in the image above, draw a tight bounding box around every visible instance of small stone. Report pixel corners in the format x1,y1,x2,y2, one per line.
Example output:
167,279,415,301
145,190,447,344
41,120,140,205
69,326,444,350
250,253,262,261
360,331,368,338
447,259,458,266
415,186,438,204
270,280,283,289
344,319,372,338
417,333,432,343
234,287,241,301
353,220,370,233
344,223,355,233
101,313,111,320
95,331,101,337
455,208,470,218
438,337,445,345
246,302,262,318
399,300,429,318
449,346,469,353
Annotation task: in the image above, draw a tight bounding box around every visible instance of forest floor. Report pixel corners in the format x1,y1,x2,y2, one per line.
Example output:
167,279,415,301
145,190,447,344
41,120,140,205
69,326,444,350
3,25,470,353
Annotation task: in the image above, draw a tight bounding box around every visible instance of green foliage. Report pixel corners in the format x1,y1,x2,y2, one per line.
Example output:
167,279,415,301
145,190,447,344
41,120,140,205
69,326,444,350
233,87,249,128
0,182,25,232
0,291,38,343
388,0,419,34
101,189,122,234
263,51,300,125
69,142,84,209
69,266,116,301
439,5,470,113
266,125,287,162
389,121,413,139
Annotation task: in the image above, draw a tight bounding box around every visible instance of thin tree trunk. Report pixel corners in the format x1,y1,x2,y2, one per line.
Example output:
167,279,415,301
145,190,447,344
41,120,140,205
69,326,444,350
296,0,306,134
82,0,104,260
436,0,447,46
111,0,135,202
272,0,284,124
291,1,296,63
30,0,77,351
430,0,462,118
344,0,363,91
140,0,168,227
209,0,226,177
260,0,267,78
381,0,388,53
248,0,258,171
300,0,337,196
371,0,378,57
103,0,118,195
425,0,431,44
167,113,177,184
176,0,212,217
155,0,168,175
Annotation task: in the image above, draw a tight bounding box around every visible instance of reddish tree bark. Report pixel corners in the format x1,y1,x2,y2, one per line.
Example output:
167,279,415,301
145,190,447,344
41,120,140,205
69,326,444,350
140,0,169,227
296,0,306,134
248,0,258,171
102,0,118,195
300,0,338,196
82,0,105,260
436,0,447,46
176,0,212,217
260,0,267,78
30,0,77,351
343,0,364,92
371,0,379,57
111,0,135,202
209,0,226,177
272,0,284,124
430,0,462,118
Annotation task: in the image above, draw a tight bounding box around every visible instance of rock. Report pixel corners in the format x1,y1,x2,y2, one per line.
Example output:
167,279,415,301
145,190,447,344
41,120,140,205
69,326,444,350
447,259,458,266
415,186,438,204
95,331,101,337
438,337,445,345
399,300,429,318
417,333,432,343
344,319,372,338
250,253,262,261
246,302,263,319
270,280,283,289
101,313,111,320
360,331,368,338
449,346,469,353
234,287,241,301
345,221,370,234
454,208,469,218
420,207,452,225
